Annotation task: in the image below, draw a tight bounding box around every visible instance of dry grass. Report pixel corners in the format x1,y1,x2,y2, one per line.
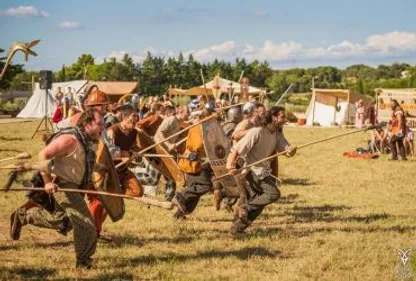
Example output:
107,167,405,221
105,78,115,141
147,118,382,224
0,121,415,280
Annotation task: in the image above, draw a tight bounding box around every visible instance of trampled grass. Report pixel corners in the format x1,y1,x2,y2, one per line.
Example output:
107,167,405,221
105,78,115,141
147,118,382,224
0,121,415,280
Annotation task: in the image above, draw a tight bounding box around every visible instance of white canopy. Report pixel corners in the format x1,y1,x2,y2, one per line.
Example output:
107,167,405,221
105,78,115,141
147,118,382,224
17,80,88,118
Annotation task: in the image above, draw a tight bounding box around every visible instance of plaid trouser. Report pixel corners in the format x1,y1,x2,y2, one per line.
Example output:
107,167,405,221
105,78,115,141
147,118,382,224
23,183,97,268
135,161,161,186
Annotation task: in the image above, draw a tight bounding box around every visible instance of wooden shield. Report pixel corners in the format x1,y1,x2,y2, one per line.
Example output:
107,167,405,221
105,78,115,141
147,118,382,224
94,137,125,222
136,129,185,187
201,119,239,197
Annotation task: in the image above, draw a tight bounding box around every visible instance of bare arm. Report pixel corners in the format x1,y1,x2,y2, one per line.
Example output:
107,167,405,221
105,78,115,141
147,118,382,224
232,130,248,142
39,134,77,193
226,150,240,175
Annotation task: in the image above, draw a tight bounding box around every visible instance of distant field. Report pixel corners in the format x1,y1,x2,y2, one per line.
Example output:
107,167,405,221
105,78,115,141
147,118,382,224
0,121,415,280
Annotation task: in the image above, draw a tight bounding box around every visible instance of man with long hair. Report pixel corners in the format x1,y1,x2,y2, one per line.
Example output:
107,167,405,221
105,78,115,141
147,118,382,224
226,106,296,234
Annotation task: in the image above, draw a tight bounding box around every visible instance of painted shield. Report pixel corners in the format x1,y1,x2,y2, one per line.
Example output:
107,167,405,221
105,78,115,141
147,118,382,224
201,118,239,197
136,129,185,187
94,137,125,222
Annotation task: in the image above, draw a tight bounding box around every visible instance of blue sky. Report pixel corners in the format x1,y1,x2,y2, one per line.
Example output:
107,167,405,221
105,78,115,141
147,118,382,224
1,0,416,71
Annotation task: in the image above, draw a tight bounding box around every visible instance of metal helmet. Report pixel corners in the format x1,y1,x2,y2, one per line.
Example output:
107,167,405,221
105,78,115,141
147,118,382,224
227,106,243,123
84,85,110,106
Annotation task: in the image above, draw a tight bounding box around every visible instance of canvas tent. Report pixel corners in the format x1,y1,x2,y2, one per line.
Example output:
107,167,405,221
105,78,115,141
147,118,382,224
88,81,138,102
168,74,263,98
376,88,416,125
305,88,371,126
17,80,88,118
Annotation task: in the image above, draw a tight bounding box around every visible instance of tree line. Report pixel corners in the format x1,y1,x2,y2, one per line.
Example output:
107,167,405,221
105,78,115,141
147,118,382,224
2,48,416,99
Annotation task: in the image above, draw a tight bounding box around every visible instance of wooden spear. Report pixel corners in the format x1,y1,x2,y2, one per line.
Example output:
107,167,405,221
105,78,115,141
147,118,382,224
0,152,31,163
200,69,210,101
136,103,243,156
137,113,218,156
1,187,174,210
214,124,385,181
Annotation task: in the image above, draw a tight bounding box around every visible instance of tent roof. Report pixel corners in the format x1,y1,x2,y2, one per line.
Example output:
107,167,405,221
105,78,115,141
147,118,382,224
169,87,213,96
88,81,138,96
376,88,416,98
17,82,56,118
169,74,263,96
312,88,372,103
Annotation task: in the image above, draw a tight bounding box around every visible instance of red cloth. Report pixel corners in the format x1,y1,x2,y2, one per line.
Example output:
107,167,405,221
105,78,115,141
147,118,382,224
343,152,379,159
52,107,63,123
87,188,107,236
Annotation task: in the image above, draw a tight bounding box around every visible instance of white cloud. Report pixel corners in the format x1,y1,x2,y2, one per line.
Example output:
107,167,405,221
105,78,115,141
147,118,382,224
98,31,416,66
0,5,49,17
59,21,83,29
189,41,236,61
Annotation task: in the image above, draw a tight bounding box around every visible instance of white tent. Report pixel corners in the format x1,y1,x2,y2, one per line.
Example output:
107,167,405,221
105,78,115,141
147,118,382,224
305,88,371,126
17,80,88,118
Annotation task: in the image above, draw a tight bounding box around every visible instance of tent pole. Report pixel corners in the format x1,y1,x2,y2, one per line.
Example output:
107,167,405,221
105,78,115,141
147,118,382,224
311,89,316,125
347,91,351,125
333,97,338,125
45,89,48,131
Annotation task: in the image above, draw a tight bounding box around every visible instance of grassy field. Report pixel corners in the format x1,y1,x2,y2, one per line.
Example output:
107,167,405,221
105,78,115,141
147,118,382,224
0,121,415,280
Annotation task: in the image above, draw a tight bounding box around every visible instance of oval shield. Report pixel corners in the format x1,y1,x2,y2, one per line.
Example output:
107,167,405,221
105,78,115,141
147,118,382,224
136,129,185,187
201,118,239,197
94,137,125,222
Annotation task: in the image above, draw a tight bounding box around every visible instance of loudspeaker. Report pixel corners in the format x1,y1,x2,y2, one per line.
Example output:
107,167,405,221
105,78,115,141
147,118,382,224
39,70,53,90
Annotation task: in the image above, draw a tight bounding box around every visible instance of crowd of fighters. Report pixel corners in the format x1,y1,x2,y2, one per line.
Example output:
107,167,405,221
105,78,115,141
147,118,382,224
8,87,296,269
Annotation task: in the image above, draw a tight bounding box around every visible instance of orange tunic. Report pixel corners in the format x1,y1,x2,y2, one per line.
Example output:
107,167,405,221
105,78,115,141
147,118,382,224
178,125,206,174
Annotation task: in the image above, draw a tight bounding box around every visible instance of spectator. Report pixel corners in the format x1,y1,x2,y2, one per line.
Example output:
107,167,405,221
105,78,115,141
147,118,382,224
355,99,366,128
52,100,64,123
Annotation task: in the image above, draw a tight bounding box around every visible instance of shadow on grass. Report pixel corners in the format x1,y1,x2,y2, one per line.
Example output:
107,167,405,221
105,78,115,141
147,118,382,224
251,224,416,239
193,217,234,223
0,266,56,279
0,241,72,251
0,136,24,141
279,193,305,204
104,246,287,268
282,205,391,224
282,178,316,187
95,271,133,281
108,234,194,248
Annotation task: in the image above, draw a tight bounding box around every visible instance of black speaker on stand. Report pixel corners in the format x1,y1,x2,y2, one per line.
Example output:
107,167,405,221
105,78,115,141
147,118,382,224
31,70,54,139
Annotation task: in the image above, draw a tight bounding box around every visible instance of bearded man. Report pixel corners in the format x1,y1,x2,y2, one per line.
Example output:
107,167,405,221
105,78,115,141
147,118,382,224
107,104,143,197
226,106,296,234
10,107,104,268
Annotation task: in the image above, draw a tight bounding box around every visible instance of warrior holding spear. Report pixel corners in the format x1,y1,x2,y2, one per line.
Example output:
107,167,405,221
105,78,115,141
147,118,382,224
226,106,296,234
10,107,104,269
